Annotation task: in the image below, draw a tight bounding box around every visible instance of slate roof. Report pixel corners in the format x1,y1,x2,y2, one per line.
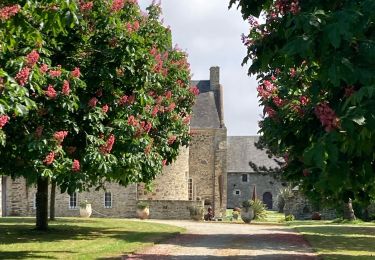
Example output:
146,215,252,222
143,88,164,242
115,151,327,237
190,80,220,128
227,136,282,173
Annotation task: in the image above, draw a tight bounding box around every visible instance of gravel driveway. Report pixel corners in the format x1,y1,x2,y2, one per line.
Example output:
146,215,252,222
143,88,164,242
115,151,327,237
125,220,317,259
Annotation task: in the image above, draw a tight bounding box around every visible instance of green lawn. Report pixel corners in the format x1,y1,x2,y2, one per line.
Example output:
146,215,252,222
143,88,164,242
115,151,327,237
0,217,184,260
289,220,375,259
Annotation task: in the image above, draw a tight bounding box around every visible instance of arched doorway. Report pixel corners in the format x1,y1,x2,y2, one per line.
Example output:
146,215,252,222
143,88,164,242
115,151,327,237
263,192,273,210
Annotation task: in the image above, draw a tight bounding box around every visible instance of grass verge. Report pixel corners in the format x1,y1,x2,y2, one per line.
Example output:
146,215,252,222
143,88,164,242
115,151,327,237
0,217,184,259
289,220,375,259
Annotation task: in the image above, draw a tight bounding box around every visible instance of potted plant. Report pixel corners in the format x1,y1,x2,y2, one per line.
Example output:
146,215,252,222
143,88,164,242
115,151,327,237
136,201,150,220
232,209,240,220
79,200,92,218
241,200,254,223
189,205,204,221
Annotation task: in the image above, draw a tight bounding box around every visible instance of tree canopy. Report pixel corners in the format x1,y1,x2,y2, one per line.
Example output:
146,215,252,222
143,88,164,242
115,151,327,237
0,0,197,229
230,0,375,209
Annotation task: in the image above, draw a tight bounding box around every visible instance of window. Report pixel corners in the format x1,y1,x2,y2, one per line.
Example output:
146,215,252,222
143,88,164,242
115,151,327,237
242,174,248,182
33,193,36,209
233,189,241,196
188,178,193,200
104,192,112,208
69,192,77,209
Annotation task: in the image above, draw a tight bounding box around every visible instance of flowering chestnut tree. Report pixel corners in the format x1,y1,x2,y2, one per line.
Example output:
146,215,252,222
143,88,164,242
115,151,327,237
231,0,375,217
0,0,197,230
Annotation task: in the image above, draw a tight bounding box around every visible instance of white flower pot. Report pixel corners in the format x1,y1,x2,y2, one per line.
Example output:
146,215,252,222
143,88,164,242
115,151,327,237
136,207,150,220
80,204,92,218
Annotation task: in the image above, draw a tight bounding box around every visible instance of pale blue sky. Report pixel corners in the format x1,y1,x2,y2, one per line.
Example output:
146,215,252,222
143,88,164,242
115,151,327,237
139,0,262,135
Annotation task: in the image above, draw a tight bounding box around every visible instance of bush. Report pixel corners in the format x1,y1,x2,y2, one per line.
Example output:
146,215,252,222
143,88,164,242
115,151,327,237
137,202,149,210
285,214,295,222
251,199,267,220
189,205,204,216
276,187,293,213
242,199,267,220
242,200,252,208
232,210,239,220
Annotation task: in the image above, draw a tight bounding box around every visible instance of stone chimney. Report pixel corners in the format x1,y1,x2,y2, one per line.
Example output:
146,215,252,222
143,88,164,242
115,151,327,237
209,66,225,128
210,66,220,89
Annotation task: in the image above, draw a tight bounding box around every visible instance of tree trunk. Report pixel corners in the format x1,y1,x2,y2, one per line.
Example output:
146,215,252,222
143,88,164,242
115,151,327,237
36,176,49,230
343,198,356,221
50,180,56,221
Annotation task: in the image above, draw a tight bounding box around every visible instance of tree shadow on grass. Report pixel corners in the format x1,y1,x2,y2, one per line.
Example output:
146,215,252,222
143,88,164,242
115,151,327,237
297,225,375,237
0,224,180,245
296,225,375,259
0,218,182,260
121,253,317,259
318,254,375,260
0,251,74,260
122,231,313,253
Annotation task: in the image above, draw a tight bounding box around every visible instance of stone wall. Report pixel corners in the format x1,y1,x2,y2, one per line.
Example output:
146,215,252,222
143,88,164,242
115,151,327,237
284,190,336,220
53,183,138,218
3,177,138,218
137,147,189,201
189,129,215,204
5,177,32,216
139,199,204,220
189,128,227,216
227,172,283,209
213,128,227,217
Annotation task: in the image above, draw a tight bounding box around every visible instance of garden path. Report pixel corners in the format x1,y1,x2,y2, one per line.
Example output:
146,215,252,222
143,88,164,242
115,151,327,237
125,220,318,259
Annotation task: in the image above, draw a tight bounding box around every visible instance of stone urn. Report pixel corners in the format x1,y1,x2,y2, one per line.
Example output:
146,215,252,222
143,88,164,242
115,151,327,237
136,207,150,220
79,203,92,218
241,207,254,223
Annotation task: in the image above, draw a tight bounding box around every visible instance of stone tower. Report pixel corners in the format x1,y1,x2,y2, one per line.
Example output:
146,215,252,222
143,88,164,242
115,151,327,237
189,66,227,216
137,147,189,200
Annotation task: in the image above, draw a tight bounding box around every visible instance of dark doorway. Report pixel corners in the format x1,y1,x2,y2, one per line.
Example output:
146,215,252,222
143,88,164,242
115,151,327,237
263,192,273,209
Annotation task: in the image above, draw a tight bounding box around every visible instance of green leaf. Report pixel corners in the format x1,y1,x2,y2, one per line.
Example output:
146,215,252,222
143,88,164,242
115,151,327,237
326,23,341,48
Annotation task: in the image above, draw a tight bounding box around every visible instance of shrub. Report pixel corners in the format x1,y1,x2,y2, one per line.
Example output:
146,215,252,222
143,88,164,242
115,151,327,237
285,214,295,222
242,200,252,208
276,187,293,213
189,205,204,221
189,205,204,216
251,199,267,220
232,210,239,220
79,200,90,208
137,202,149,210
242,199,267,220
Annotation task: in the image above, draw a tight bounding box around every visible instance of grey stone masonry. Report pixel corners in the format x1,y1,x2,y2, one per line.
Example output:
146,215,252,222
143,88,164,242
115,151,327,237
189,128,227,217
227,172,282,209
140,199,204,220
3,177,138,218
284,190,336,220
137,147,189,201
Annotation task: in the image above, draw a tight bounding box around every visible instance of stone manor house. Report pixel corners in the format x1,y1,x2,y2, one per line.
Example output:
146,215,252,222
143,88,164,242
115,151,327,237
0,67,283,219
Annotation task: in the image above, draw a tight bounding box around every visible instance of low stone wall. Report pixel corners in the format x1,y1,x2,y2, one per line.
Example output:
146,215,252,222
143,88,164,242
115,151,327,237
284,190,336,220
139,200,204,220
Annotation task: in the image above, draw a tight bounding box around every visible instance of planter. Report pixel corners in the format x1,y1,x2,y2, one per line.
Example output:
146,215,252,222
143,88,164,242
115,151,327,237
79,204,92,218
136,207,150,220
241,207,254,223
189,206,204,221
